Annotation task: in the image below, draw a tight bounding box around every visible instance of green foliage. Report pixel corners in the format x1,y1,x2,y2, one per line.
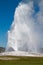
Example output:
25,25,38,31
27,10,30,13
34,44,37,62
0,56,43,65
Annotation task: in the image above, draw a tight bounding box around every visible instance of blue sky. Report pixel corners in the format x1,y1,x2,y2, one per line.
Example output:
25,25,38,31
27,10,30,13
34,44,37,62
0,0,40,48
0,0,21,47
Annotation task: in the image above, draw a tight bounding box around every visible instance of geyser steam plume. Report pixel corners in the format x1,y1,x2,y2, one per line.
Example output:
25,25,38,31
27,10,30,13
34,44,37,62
6,0,43,53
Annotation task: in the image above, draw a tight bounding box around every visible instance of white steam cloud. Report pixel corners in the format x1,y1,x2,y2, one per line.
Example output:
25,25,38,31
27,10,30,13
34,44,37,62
7,0,43,53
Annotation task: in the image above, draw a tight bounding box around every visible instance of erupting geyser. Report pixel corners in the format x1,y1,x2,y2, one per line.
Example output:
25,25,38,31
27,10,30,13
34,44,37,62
6,0,43,53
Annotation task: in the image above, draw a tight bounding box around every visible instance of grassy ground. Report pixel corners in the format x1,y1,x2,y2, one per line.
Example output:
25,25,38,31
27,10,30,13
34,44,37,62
0,56,43,65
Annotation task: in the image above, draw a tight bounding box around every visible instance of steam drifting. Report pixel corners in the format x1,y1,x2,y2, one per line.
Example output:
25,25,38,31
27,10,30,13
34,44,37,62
7,0,43,53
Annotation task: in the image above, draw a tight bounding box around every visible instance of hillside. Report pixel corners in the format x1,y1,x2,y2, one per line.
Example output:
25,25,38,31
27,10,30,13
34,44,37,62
0,47,5,53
